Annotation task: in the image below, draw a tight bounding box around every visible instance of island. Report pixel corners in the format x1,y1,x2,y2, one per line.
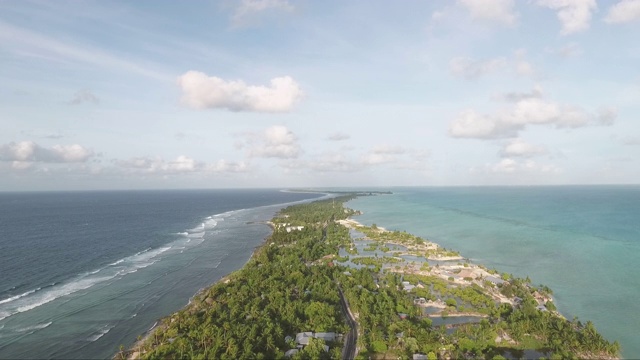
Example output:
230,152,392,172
118,195,620,360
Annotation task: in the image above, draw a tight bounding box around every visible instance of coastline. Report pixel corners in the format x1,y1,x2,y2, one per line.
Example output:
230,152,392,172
124,195,620,360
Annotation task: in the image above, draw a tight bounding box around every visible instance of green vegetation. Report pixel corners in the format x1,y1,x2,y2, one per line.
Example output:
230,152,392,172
120,195,619,360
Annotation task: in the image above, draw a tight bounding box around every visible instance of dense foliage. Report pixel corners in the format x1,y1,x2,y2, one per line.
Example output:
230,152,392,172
120,194,619,360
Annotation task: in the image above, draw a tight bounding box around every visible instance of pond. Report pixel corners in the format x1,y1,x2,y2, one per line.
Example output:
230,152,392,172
429,315,485,327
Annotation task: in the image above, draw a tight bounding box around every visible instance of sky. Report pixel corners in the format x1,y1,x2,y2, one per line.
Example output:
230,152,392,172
1,0,639,191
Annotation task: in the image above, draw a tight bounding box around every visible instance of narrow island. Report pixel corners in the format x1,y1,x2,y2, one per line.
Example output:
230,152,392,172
118,195,620,360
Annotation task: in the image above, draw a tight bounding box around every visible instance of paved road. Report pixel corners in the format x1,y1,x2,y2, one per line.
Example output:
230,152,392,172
337,285,358,360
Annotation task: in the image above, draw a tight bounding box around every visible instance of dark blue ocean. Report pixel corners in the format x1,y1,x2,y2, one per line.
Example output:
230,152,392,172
0,189,323,359
347,186,640,359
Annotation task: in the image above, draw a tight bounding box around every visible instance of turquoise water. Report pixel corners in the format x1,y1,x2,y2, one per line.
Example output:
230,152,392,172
347,186,640,359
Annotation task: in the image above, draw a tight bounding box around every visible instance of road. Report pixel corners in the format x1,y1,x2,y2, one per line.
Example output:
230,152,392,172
337,285,358,360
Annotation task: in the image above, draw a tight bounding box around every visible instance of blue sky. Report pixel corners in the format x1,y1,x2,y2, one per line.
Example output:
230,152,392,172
1,0,639,190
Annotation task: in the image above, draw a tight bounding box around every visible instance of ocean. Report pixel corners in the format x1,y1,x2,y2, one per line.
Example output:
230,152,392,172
347,186,640,359
0,189,324,359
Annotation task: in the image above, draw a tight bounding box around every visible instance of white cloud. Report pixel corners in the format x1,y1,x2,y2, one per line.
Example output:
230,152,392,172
372,145,406,155
449,57,507,80
536,0,597,35
241,125,301,159
115,156,248,174
11,161,33,171
491,158,518,173
232,0,294,26
597,107,618,125
326,132,351,141
116,156,198,173
605,0,640,23
307,153,364,172
499,139,547,158
50,144,95,162
546,43,583,58
0,141,94,163
177,71,302,113
360,153,395,166
497,86,544,102
457,0,518,25
69,90,99,105
206,159,249,173
286,144,429,174
449,88,617,139
449,110,515,138
472,158,561,175
360,146,427,168
449,51,536,80
513,49,535,76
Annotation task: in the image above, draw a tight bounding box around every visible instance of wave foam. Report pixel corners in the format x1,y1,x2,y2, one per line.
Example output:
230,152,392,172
0,246,172,321
0,287,40,305
14,321,52,333
87,324,113,342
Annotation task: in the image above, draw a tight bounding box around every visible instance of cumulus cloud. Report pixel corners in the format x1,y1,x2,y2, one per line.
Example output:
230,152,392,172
449,88,616,139
472,158,561,175
11,161,33,171
360,153,395,166
457,0,518,25
115,156,248,174
499,138,547,158
597,107,618,126
0,141,94,163
116,156,198,173
326,132,351,141
450,51,535,80
207,159,249,173
449,57,507,80
361,146,427,168
498,86,544,102
536,0,597,35
605,0,640,23
231,0,294,26
306,153,364,172
513,49,535,76
240,125,301,159
177,71,302,113
286,144,429,174
69,90,99,105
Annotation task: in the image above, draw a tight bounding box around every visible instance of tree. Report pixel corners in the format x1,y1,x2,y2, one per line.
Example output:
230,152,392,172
445,298,457,308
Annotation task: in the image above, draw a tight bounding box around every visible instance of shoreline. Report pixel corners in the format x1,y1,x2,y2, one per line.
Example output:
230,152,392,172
338,216,565,312
124,195,620,360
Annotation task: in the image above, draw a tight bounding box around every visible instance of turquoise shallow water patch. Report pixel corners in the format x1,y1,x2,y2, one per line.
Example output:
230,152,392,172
347,186,640,358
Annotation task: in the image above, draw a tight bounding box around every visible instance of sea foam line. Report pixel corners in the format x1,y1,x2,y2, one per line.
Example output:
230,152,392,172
0,211,232,322
0,288,40,305
0,246,173,321
86,324,114,342
14,321,52,333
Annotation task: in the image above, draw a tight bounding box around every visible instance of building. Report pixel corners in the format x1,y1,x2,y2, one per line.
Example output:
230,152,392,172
295,332,314,346
284,349,299,358
485,275,505,285
314,332,337,342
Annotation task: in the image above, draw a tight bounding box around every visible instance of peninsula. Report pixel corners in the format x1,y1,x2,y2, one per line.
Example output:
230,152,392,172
120,195,619,359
